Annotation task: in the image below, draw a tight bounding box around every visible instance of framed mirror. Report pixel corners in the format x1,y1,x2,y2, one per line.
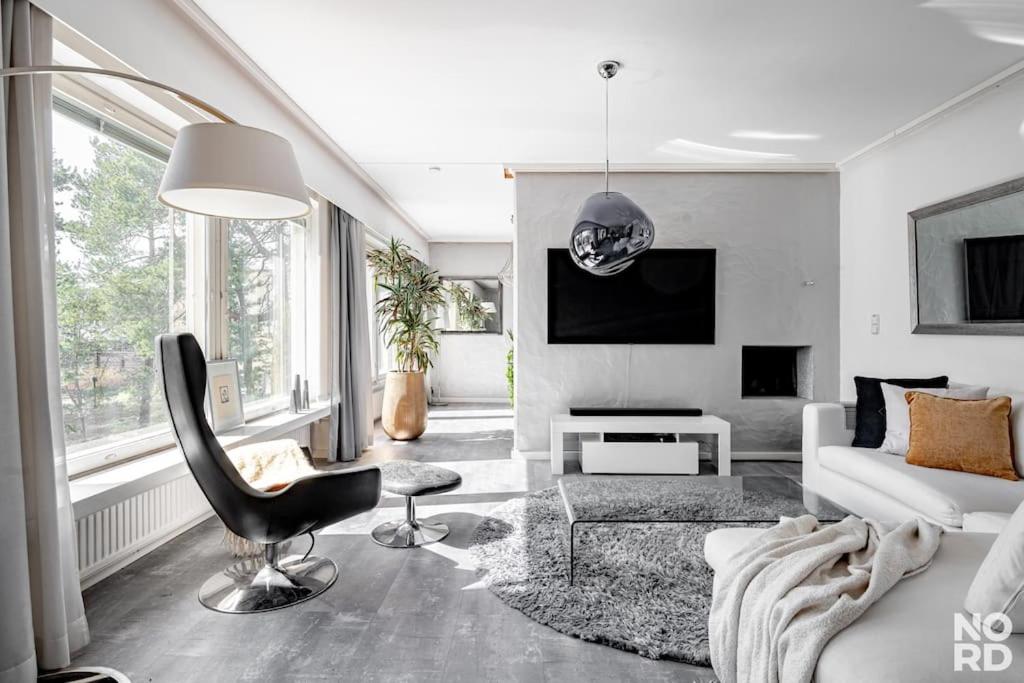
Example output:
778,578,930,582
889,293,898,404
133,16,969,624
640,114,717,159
438,277,503,334
909,176,1024,335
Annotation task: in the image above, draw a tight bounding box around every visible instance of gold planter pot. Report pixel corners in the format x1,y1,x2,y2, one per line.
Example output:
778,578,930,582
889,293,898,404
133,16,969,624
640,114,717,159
382,371,428,440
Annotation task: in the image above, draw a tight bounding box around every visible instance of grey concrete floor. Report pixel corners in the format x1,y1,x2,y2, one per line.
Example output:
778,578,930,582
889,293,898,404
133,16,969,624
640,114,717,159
72,404,799,682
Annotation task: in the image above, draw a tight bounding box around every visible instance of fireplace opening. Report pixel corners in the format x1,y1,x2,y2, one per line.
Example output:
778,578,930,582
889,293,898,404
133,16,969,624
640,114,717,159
741,346,812,399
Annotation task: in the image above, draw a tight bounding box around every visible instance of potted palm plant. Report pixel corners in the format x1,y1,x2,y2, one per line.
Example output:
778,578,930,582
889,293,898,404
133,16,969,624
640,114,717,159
368,238,445,440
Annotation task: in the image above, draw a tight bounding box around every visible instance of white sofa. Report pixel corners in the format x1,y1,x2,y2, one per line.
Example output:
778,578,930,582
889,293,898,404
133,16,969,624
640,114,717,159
700,389,1024,680
802,388,1024,530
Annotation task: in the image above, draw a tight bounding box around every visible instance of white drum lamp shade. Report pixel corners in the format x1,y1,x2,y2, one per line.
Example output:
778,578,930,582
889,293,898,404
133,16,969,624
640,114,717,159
158,122,310,220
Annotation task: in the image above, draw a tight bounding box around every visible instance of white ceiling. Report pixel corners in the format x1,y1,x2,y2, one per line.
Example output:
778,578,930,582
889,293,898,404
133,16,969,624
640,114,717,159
193,0,1024,241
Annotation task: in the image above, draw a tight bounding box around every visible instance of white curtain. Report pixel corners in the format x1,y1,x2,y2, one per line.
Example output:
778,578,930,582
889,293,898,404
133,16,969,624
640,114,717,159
329,203,373,461
0,1,89,680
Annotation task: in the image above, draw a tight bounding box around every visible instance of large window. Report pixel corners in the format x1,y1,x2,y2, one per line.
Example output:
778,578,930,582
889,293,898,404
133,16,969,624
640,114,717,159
366,248,394,382
227,219,303,407
53,95,315,475
53,101,188,459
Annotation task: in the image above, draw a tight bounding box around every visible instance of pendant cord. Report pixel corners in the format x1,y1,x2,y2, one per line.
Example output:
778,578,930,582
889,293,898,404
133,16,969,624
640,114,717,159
604,74,610,196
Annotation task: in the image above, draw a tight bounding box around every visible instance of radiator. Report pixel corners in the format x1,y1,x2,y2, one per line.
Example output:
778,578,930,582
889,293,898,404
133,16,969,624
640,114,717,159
75,474,213,588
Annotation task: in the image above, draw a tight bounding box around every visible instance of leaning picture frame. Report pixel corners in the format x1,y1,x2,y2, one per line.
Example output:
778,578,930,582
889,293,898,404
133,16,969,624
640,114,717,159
206,359,244,433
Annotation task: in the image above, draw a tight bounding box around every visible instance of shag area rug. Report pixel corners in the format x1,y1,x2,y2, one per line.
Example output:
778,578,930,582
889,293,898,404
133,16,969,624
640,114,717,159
470,480,810,666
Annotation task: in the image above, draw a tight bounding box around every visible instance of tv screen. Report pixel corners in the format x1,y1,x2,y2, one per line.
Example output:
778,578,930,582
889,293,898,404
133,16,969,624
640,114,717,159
964,234,1024,323
547,248,716,344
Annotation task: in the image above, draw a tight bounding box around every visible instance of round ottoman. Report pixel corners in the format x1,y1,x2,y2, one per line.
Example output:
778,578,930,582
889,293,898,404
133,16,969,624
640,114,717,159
371,460,462,548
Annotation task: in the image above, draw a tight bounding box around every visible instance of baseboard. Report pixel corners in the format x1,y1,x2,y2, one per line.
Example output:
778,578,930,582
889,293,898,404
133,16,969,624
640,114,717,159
512,449,800,462
436,396,510,404
79,509,215,589
733,451,801,461
511,449,555,461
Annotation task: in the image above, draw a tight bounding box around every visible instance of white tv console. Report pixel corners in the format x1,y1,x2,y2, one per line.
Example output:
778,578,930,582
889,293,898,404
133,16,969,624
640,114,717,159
549,413,731,476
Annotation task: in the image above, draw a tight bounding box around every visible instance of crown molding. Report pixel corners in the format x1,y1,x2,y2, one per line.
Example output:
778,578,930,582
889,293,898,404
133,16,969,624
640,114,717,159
504,162,837,175
839,57,1024,167
53,21,207,127
168,0,431,242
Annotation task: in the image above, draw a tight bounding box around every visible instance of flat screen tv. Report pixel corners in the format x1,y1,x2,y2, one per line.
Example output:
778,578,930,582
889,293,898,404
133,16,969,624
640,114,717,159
547,248,716,344
964,234,1024,323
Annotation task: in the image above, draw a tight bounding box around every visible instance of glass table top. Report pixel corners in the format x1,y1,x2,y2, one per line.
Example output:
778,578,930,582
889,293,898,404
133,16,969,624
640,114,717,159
557,475,848,525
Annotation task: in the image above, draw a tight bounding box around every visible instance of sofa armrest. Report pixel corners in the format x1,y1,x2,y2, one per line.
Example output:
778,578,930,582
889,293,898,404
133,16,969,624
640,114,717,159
802,403,854,493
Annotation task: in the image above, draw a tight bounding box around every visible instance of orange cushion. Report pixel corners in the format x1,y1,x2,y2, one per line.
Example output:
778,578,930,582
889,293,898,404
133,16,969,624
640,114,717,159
906,393,1017,481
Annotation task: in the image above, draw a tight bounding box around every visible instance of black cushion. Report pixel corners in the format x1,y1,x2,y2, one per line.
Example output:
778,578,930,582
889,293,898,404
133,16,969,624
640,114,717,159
852,375,948,448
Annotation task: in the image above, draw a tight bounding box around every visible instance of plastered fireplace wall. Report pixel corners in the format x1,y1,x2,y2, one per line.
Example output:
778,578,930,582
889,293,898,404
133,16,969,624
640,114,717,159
513,171,840,456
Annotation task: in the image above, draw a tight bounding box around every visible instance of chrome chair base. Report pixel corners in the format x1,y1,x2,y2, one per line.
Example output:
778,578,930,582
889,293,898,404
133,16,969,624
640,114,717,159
371,495,450,548
198,548,337,613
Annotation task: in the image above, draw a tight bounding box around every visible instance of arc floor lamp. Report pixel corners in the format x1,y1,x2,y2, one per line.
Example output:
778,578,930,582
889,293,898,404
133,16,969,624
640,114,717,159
0,64,311,220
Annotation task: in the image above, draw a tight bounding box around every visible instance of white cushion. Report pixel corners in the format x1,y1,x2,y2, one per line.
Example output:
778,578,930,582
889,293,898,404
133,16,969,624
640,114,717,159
966,501,1024,632
818,446,1024,527
963,511,1013,534
878,382,988,456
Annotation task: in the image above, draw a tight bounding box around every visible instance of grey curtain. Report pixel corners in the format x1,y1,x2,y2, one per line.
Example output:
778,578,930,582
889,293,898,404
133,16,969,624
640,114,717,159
0,1,89,680
329,203,373,461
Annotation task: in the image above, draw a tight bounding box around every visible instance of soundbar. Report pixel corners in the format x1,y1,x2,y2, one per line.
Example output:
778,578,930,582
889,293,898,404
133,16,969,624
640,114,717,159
568,407,703,417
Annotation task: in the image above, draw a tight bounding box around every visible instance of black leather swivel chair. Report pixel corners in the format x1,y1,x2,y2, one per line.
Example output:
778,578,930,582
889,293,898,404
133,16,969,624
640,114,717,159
157,333,381,613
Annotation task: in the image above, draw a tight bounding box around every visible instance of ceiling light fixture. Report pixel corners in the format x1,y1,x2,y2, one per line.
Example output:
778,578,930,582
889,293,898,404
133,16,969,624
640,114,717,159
498,251,513,286
429,166,442,173
657,137,797,162
569,60,654,277
730,130,821,141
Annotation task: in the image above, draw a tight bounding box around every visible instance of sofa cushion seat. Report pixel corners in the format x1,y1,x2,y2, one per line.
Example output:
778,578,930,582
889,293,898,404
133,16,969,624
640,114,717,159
818,445,1024,527
963,511,1013,534
818,532,1024,682
705,528,1024,682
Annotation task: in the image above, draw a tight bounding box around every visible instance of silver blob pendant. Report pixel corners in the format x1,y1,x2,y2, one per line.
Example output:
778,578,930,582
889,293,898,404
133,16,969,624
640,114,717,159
570,191,655,276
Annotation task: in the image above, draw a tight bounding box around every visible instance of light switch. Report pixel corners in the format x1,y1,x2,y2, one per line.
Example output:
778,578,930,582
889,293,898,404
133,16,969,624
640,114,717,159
871,314,880,335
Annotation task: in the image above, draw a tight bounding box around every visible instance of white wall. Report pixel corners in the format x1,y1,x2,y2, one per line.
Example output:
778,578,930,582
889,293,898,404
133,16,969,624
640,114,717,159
839,74,1024,401
37,0,428,254
429,242,512,402
514,172,840,455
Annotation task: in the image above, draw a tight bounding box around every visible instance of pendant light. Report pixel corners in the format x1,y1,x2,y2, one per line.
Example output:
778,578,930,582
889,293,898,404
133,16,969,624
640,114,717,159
569,60,654,276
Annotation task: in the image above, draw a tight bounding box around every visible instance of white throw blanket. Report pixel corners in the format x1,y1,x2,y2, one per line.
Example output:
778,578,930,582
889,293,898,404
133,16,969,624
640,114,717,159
709,515,941,683
223,439,317,557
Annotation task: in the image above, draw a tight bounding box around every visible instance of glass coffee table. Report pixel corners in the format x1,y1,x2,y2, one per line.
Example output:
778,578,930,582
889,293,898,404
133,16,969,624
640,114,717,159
557,475,847,585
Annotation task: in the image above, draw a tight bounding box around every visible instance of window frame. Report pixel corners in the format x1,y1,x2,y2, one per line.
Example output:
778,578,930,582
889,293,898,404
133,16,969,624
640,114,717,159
217,214,311,420
365,230,390,386
55,92,319,477
54,95,188,476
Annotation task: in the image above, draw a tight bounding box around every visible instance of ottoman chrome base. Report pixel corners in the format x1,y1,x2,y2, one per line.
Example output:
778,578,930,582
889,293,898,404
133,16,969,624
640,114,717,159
371,496,450,548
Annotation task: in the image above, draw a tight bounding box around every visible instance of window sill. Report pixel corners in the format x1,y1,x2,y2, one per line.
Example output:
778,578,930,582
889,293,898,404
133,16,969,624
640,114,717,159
65,398,295,477
243,397,292,421
70,401,332,519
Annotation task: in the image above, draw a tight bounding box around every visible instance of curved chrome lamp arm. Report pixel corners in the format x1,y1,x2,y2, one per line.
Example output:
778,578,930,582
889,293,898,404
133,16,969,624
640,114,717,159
0,64,312,220
0,64,235,123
